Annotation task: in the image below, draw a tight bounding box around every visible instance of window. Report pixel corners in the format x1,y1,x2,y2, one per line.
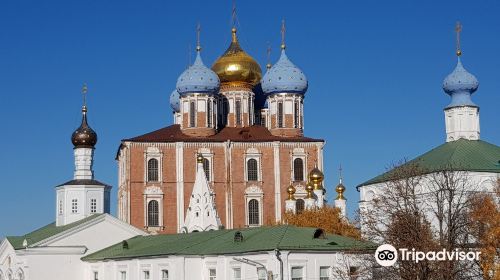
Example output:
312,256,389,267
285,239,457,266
261,115,266,126
161,270,169,280
147,158,159,182
71,199,78,214
257,268,267,280
293,158,304,181
223,99,229,125
143,270,150,280
209,268,216,280
296,199,305,214
189,101,196,127
291,267,303,280
147,200,159,227
248,199,260,226
294,101,299,128
59,200,63,215
320,266,330,280
93,271,99,280
247,159,258,181
207,101,212,127
277,102,283,128
120,271,126,280
203,158,210,181
90,199,97,213
235,100,242,125
233,268,241,280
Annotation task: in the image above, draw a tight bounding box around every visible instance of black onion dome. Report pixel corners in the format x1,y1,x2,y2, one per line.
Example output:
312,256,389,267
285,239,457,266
71,107,97,148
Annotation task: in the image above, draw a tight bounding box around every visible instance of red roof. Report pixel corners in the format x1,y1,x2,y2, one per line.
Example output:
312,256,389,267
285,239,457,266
123,125,324,143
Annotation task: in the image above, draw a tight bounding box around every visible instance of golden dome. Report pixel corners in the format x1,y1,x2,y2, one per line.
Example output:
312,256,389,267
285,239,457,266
309,166,324,190
196,154,204,163
211,28,262,87
335,183,346,200
305,182,314,199
287,184,296,200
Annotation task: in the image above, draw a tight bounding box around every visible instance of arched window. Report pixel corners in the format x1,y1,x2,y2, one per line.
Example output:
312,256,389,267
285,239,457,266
248,199,260,226
207,101,212,128
189,101,196,127
147,158,159,182
147,200,159,227
202,158,210,181
235,100,242,125
277,102,283,128
293,158,304,181
296,199,305,214
247,159,258,181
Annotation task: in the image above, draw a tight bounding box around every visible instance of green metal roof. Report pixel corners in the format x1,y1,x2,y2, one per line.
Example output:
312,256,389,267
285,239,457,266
358,139,500,187
6,214,104,250
82,225,375,262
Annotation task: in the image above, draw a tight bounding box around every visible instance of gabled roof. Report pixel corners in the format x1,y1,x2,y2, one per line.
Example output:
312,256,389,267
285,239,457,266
358,139,500,188
6,214,104,249
82,225,375,261
123,124,324,143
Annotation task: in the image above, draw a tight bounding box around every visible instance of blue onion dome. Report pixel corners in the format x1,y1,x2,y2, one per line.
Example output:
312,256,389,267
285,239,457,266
169,89,180,112
176,50,220,95
442,57,478,108
71,106,97,148
261,47,308,95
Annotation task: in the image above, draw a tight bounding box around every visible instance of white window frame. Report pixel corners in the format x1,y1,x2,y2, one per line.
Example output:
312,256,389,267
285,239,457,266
142,270,150,280
143,186,164,230
90,198,97,213
244,186,264,227
119,271,127,280
232,267,241,280
144,147,163,184
319,266,330,280
160,269,169,280
59,200,63,215
291,148,307,183
71,199,78,214
197,149,214,183
208,268,217,280
291,266,304,280
244,149,262,182
257,268,267,280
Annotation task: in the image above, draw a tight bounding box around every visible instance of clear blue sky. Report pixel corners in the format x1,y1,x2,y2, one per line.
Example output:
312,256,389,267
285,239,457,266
1,0,499,236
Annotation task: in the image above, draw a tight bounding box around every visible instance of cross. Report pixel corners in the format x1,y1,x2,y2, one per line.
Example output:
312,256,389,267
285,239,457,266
281,19,286,49
338,164,343,183
231,0,237,28
82,83,88,107
455,21,462,56
196,23,201,51
267,42,272,65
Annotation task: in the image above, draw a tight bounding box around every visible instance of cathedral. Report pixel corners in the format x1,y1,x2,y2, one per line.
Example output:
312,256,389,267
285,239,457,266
116,24,334,234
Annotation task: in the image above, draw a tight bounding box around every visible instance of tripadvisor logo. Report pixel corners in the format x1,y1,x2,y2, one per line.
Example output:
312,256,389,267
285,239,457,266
375,244,481,267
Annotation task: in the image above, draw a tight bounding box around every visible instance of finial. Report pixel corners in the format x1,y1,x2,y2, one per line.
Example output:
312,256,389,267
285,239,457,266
196,153,204,164
231,0,238,29
196,23,202,52
81,83,88,113
280,19,286,50
455,21,462,56
306,182,314,199
338,164,343,184
287,183,296,200
266,42,272,69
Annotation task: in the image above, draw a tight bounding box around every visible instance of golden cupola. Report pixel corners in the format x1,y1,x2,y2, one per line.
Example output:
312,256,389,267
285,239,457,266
211,28,262,88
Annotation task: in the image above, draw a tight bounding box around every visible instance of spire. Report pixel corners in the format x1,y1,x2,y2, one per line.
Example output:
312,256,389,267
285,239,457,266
266,42,272,70
72,84,97,149
281,19,286,50
335,164,346,200
196,23,201,52
455,21,462,57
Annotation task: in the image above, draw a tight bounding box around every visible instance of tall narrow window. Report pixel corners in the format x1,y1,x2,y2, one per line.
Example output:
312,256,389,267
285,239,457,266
277,102,283,128
248,199,260,226
147,158,159,182
207,101,212,127
202,158,210,181
296,199,305,214
143,271,150,280
161,270,169,280
261,115,266,127
93,272,99,280
120,271,126,280
233,268,241,280
223,99,229,126
209,269,217,280
294,101,299,128
147,200,159,227
71,199,78,213
59,200,63,215
319,266,330,280
90,198,97,213
291,267,303,280
189,101,196,127
293,158,304,181
257,268,267,280
235,100,242,125
248,99,252,125
247,159,258,181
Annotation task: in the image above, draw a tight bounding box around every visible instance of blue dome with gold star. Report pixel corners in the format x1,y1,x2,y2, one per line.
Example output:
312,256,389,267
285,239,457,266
176,51,220,95
261,48,308,95
443,57,479,108
169,89,180,112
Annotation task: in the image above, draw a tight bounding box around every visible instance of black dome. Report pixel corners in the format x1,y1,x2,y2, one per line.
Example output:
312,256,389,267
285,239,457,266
71,107,97,148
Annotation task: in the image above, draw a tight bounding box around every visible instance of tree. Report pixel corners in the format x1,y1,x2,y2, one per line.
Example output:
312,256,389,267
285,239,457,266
282,205,360,239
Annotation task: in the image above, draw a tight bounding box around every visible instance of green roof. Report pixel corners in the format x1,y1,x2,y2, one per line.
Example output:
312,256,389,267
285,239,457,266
359,139,500,187
6,214,104,250
82,225,375,262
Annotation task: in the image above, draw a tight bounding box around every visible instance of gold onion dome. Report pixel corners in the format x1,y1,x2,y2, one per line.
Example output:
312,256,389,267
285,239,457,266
287,184,296,200
336,182,346,200
196,154,204,163
211,28,262,87
308,166,324,190
305,182,314,198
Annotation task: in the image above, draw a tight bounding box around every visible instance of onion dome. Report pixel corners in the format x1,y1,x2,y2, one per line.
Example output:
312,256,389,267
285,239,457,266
71,106,97,148
305,182,314,199
196,153,204,163
169,89,180,112
261,47,308,95
211,28,262,87
335,181,346,200
442,57,478,108
287,184,296,200
176,50,220,95
308,166,324,190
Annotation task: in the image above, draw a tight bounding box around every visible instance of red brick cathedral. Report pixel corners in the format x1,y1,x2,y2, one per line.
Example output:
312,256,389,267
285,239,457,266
117,25,327,234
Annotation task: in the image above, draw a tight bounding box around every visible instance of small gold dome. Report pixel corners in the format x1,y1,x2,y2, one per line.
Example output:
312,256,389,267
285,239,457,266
211,28,262,87
336,183,346,200
196,154,204,163
309,167,324,191
305,182,314,198
287,184,296,200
